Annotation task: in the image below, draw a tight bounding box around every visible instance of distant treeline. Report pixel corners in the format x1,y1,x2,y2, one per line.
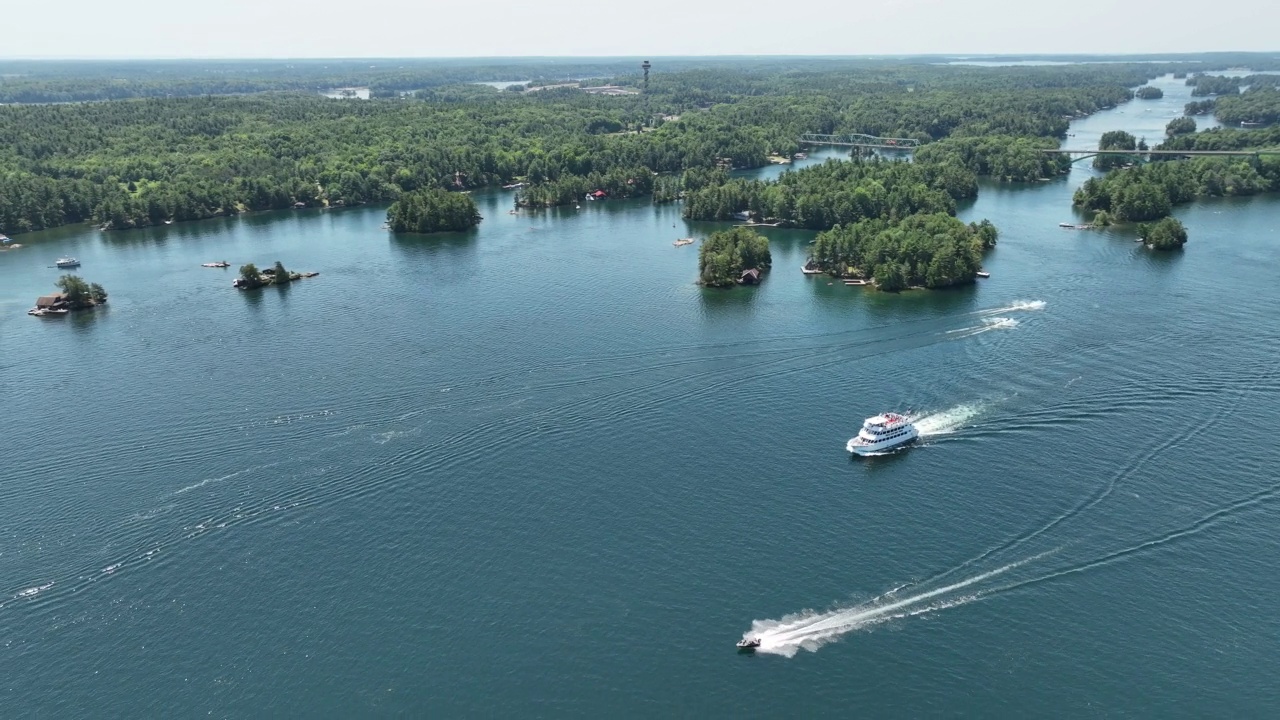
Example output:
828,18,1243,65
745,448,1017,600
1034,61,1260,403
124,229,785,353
0,61,1171,236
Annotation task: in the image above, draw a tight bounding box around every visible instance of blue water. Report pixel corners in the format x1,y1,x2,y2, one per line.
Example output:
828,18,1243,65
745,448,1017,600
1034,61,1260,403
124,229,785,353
3,75,1280,717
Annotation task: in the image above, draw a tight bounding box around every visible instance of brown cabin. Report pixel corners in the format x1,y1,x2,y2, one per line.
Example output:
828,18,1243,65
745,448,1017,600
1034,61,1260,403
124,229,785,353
35,293,68,309
739,268,761,285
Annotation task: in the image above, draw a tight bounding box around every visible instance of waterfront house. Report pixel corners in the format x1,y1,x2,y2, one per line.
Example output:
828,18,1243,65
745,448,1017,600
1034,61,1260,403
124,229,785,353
35,293,69,310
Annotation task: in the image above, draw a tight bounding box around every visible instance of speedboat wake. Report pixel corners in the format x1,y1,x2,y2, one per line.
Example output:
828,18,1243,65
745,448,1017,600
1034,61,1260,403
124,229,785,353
742,555,1043,657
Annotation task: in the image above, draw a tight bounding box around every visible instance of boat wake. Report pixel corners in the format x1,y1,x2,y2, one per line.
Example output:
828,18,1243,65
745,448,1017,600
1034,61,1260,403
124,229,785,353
947,317,1019,339
742,477,1280,658
912,403,984,436
745,556,1044,658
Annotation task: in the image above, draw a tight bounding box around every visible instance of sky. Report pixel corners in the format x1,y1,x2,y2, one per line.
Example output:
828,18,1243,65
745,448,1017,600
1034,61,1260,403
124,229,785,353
4,0,1278,59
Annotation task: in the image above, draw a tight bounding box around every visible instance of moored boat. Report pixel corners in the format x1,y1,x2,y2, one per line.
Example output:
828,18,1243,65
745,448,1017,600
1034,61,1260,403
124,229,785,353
846,412,919,455
976,271,990,278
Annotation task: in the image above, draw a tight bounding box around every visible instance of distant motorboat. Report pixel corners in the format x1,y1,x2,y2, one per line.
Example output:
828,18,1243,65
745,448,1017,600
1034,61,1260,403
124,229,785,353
55,257,80,268
202,261,232,268
976,271,990,278
736,637,761,651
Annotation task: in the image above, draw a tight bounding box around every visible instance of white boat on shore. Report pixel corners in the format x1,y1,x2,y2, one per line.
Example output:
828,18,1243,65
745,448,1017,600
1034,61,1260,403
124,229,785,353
846,412,919,455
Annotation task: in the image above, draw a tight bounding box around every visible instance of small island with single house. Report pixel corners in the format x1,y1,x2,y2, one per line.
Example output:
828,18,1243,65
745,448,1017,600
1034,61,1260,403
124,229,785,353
29,274,108,316
698,227,772,287
233,261,319,289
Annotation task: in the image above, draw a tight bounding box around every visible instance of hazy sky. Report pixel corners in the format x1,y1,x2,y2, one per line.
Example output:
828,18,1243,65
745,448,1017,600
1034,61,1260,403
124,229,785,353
5,0,1278,59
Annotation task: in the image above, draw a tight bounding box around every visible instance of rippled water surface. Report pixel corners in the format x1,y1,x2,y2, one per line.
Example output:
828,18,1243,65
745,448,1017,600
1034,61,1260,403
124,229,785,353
3,74,1279,716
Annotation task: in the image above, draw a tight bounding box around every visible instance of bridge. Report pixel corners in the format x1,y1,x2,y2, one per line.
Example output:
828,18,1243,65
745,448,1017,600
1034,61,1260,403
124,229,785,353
1041,148,1280,158
799,133,921,150
798,134,1280,163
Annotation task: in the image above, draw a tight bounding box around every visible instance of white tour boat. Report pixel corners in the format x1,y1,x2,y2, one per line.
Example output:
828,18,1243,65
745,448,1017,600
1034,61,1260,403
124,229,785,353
55,257,81,268
846,412,919,455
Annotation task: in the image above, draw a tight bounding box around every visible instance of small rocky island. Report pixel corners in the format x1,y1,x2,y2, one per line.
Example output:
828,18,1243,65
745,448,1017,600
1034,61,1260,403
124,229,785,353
29,274,107,316
233,261,319,289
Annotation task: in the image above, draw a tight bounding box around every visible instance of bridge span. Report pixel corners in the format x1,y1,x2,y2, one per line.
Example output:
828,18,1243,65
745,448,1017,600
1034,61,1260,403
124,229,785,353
798,134,1280,161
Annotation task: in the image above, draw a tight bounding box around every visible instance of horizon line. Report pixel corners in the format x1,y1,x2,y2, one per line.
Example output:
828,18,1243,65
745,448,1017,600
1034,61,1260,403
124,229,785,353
1,51,1279,63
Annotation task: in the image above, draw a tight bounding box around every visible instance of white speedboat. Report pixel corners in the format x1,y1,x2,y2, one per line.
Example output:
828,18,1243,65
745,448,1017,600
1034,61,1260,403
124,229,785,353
736,637,761,651
55,257,80,268
846,412,919,455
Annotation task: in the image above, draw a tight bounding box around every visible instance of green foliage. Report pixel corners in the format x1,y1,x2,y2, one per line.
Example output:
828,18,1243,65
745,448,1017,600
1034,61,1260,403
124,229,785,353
1135,86,1164,100
684,158,966,228
914,135,1071,182
1184,99,1216,116
1074,156,1280,220
0,61,1170,236
273,260,290,282
239,263,264,288
697,227,771,287
1166,117,1197,136
1091,210,1113,227
517,167,654,208
386,188,482,233
1215,88,1280,127
89,283,108,303
1094,131,1138,170
55,274,91,307
1187,75,1241,97
1158,123,1280,152
810,213,992,289
1141,217,1188,250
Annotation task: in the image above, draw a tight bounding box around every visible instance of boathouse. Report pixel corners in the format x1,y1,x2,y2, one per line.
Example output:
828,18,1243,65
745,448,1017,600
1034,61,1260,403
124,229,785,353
739,268,761,285
35,293,68,310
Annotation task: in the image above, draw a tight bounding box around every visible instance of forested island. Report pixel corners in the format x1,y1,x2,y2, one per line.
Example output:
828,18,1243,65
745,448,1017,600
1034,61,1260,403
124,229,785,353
682,158,970,227
1141,217,1189,250
1135,86,1164,100
1166,117,1197,136
386,188,482,233
698,228,772,287
1075,123,1280,221
811,215,997,290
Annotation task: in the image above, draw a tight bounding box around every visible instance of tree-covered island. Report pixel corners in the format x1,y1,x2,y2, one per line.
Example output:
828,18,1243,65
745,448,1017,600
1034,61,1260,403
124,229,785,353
1140,217,1189,250
811,215,997,290
698,227,772,287
386,188,482,233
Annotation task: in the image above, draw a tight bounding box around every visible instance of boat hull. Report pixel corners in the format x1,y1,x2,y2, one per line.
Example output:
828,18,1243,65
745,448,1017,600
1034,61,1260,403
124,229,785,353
847,428,920,455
